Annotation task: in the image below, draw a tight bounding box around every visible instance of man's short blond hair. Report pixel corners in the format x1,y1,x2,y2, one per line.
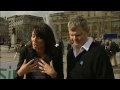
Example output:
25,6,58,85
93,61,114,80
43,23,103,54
68,15,89,31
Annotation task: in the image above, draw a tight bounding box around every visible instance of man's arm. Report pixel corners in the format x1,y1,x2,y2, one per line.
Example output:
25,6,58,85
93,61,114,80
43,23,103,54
94,48,114,79
67,51,72,79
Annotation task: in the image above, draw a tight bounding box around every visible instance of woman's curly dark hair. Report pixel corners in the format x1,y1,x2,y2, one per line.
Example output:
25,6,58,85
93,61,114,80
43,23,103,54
30,23,57,57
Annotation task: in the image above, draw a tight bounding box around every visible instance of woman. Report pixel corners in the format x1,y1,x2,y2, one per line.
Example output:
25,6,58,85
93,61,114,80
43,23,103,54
15,23,64,79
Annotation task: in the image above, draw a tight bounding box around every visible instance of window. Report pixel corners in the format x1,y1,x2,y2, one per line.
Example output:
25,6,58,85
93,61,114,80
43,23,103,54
88,11,90,17
61,24,68,32
104,12,107,16
92,24,97,30
88,25,91,30
104,24,107,29
54,24,59,31
94,11,96,16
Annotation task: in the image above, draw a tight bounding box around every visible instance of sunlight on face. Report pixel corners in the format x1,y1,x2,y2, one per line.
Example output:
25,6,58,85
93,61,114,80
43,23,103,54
31,31,45,51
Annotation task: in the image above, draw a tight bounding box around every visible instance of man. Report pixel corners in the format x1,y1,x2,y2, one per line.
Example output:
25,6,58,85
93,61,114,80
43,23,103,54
67,16,114,79
8,42,11,52
109,40,119,67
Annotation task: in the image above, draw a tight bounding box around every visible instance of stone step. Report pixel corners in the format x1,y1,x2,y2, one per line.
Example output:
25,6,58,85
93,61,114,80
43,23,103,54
113,69,120,74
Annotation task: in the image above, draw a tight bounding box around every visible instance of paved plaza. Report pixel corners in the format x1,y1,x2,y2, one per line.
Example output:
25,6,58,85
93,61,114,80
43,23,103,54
0,45,120,79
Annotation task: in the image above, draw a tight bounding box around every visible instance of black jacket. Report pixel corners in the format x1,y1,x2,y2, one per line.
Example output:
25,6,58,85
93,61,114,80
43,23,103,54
15,46,64,79
109,42,119,54
67,42,114,79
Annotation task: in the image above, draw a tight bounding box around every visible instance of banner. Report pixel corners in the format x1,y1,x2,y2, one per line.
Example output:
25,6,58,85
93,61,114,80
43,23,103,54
103,34,118,39
0,60,18,79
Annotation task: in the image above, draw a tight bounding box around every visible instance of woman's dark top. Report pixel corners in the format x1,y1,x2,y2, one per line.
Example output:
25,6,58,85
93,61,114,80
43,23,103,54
15,46,64,79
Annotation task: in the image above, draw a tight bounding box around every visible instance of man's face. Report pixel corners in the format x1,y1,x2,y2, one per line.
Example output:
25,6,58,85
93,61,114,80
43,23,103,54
68,27,88,46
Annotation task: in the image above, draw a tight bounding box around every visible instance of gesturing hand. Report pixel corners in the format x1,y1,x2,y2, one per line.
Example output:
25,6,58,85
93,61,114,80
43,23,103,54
38,59,57,78
17,59,37,76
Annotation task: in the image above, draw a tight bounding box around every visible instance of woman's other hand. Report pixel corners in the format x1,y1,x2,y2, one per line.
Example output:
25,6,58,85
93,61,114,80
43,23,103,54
17,59,37,76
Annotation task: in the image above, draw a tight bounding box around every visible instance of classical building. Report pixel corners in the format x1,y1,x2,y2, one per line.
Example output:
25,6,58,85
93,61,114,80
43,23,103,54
49,11,120,43
7,15,44,43
111,11,120,37
0,17,9,43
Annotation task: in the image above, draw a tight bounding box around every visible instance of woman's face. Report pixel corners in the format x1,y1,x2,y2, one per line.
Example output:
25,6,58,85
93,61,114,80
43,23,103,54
31,31,45,51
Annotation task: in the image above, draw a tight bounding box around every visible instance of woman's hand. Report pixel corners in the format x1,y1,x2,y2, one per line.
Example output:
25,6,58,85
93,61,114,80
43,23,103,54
17,59,37,76
38,59,57,78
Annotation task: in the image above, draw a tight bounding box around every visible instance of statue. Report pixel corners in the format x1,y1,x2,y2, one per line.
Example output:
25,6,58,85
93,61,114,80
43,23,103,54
12,28,16,35
11,27,16,46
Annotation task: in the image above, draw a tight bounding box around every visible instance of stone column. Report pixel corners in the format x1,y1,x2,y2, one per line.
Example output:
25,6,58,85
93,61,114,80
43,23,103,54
11,28,16,47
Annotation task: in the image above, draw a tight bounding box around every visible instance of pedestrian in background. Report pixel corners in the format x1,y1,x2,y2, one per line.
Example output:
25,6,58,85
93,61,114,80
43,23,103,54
109,40,119,67
8,42,11,52
14,42,25,60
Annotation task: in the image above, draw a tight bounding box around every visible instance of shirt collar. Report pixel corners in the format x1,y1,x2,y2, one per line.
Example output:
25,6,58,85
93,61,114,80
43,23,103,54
72,37,93,51
82,37,93,51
